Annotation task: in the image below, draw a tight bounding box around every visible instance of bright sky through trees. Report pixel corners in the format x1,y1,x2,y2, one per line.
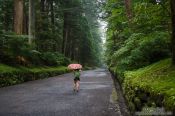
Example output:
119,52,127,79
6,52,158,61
99,20,107,44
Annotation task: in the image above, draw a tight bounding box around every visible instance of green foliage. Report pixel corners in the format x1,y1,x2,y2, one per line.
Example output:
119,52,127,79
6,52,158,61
0,0,13,32
41,52,71,66
123,59,175,111
109,32,170,82
7,35,29,56
0,64,70,87
34,0,103,66
0,0,103,67
0,33,70,66
112,32,170,71
104,0,171,79
132,1,170,33
105,1,173,113
0,33,30,65
41,52,60,66
0,64,20,73
27,50,42,65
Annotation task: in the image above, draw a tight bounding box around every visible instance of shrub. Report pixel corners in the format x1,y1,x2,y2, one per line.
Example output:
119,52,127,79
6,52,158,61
0,33,71,67
27,50,42,65
41,52,71,66
111,31,170,73
123,59,175,114
0,64,70,87
54,52,71,66
0,33,30,65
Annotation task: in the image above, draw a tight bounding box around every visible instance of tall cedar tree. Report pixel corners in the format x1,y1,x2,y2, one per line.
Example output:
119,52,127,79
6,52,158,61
28,0,35,44
14,0,23,34
171,0,175,64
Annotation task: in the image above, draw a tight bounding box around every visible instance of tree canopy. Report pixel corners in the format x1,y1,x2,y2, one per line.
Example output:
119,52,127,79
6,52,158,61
104,0,171,76
0,0,104,67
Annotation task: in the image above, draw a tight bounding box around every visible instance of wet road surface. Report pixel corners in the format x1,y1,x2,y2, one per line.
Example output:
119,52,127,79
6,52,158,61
0,69,121,116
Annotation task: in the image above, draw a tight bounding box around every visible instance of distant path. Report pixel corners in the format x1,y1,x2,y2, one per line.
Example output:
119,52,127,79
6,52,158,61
0,69,122,116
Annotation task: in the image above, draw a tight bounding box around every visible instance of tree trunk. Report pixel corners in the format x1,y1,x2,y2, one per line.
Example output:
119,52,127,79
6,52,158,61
62,12,69,55
14,0,23,34
124,0,132,23
50,0,55,32
4,6,9,31
63,28,69,55
69,37,73,59
65,28,72,57
23,13,27,34
23,1,28,34
171,0,175,64
28,0,35,45
41,0,45,12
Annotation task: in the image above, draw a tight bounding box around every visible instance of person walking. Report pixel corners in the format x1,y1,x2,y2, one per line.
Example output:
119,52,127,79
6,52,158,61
68,64,82,92
73,69,81,92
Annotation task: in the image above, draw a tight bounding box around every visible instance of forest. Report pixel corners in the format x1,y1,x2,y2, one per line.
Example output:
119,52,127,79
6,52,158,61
104,0,175,114
0,0,103,67
0,0,175,115
0,0,104,86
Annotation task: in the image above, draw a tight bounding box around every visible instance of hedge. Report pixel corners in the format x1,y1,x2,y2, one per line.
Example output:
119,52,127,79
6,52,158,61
0,64,70,87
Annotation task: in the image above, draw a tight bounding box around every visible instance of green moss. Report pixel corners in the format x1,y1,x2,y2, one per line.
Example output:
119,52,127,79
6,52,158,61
124,58,175,110
0,64,20,73
128,101,135,112
0,64,69,87
110,67,116,72
111,88,118,103
26,66,68,73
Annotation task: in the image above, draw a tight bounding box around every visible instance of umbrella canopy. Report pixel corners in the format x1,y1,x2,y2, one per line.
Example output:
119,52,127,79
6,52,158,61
68,64,82,70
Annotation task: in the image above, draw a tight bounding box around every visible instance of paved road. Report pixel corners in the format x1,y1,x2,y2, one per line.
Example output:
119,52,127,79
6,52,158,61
0,69,121,116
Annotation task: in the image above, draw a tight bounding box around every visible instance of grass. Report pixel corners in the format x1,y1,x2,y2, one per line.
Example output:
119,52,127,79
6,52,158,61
111,88,118,103
0,64,68,73
0,64,20,73
0,64,69,87
124,58,175,109
21,66,68,73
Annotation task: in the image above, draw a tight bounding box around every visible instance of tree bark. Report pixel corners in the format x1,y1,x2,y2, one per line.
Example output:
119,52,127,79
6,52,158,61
63,28,69,55
66,28,72,57
124,0,132,23
50,0,55,26
23,1,28,34
62,12,69,55
171,0,175,64
14,0,23,34
28,0,35,44
41,0,45,12
4,6,9,31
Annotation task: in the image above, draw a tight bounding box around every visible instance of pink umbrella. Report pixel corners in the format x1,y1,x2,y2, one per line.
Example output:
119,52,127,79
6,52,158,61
68,64,82,70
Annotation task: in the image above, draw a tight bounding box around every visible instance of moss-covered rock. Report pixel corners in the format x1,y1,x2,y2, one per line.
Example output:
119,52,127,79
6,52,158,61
123,58,175,114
